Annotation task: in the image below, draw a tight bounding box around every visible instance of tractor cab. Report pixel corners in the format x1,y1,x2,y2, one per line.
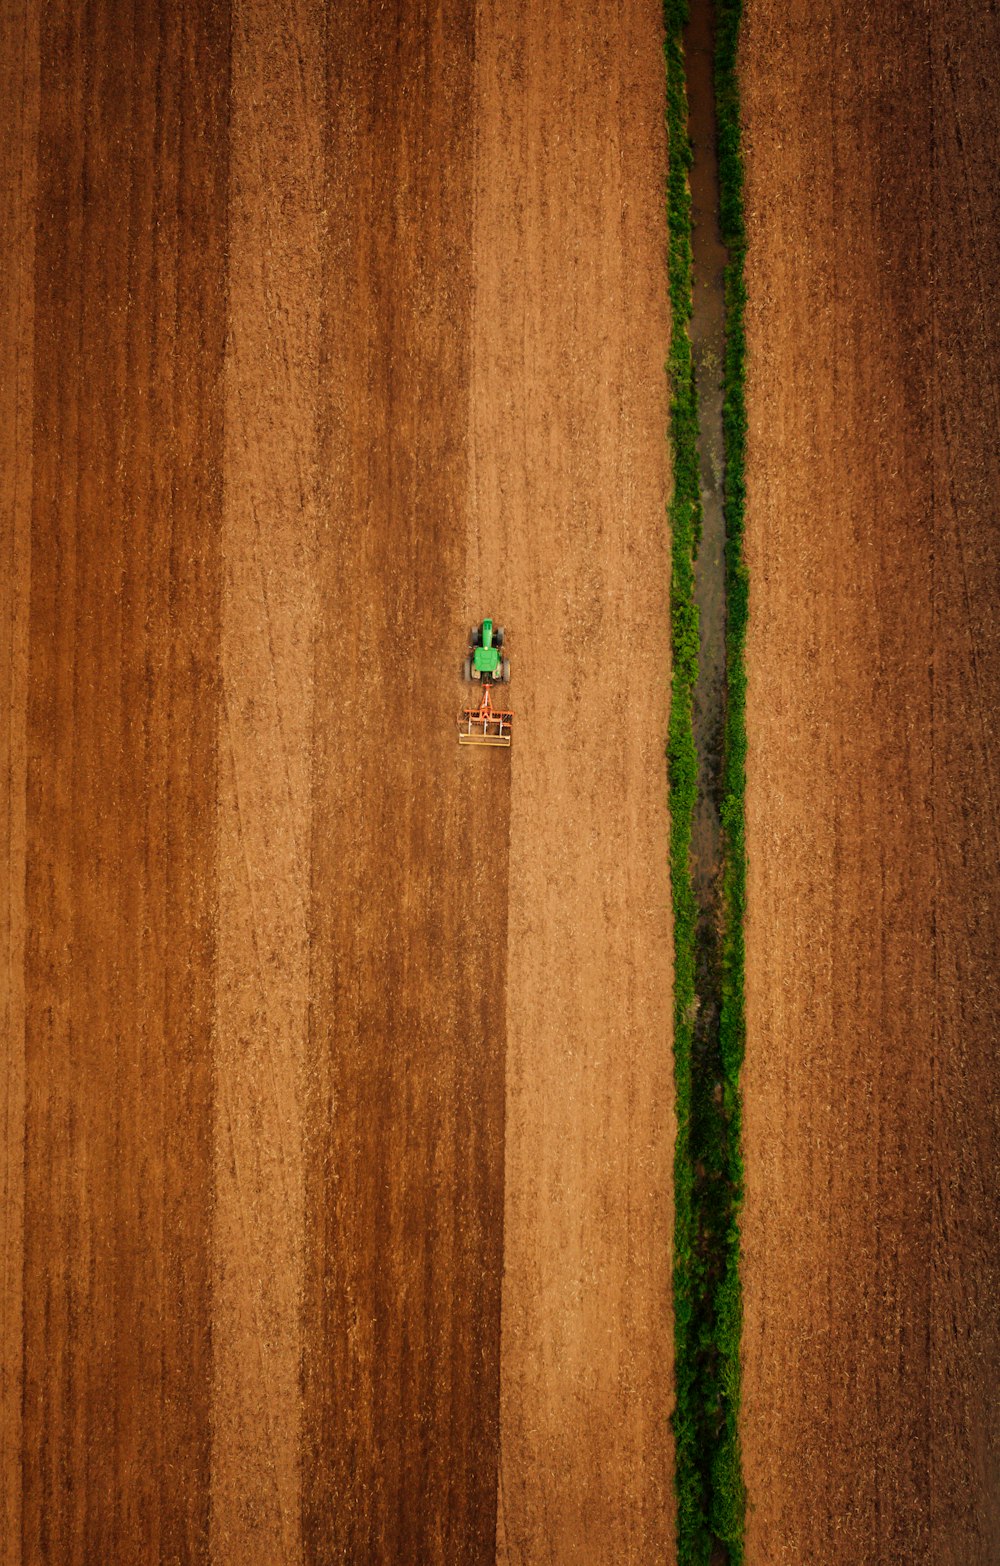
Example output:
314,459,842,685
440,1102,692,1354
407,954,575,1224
464,618,510,685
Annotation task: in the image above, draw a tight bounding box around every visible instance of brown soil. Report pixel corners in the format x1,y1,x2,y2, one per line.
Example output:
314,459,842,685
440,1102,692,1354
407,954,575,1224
2,2,673,1563
301,6,508,1560
741,0,999,1560
1,4,38,1560
16,2,229,1562
8,1,996,1562
213,1,323,1561
471,5,673,1559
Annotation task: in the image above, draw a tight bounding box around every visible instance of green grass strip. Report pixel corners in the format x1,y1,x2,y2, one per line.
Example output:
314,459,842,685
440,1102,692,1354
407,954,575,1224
713,0,748,1555
664,1,748,1560
662,0,703,1555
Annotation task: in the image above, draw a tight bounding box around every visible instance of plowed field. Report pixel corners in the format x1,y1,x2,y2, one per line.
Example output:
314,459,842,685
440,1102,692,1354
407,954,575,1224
2,1,997,1564
741,0,999,1561
2,1,672,1563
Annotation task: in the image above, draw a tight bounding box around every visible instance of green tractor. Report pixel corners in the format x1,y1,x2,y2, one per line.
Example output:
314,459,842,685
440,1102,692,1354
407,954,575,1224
463,618,510,686
458,617,512,746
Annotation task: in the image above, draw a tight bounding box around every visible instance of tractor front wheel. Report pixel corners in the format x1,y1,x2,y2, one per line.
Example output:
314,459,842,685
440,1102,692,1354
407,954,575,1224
470,625,481,647
494,625,505,648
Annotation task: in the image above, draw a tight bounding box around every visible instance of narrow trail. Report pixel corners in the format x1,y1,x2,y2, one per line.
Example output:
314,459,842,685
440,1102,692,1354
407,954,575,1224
686,0,728,1133
687,0,728,902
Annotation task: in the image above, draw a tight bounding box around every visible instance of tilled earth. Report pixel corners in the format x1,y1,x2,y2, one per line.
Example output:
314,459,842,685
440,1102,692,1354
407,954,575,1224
2,1,672,1563
1,1,997,1564
741,0,999,1560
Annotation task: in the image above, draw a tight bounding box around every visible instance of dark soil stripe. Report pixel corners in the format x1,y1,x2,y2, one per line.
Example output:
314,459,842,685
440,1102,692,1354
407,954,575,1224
302,2,506,1559
22,2,230,1559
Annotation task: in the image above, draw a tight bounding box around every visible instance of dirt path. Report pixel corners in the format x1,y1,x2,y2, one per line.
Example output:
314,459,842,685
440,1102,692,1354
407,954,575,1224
740,0,999,1559
686,0,729,895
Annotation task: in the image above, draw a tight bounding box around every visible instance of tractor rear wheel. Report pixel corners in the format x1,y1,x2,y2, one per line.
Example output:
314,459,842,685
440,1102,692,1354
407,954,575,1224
501,658,511,684
463,656,472,682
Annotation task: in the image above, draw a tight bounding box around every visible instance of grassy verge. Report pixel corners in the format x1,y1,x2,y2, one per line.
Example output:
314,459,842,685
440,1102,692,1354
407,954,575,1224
664,0,748,1560
662,0,703,1553
713,0,747,1551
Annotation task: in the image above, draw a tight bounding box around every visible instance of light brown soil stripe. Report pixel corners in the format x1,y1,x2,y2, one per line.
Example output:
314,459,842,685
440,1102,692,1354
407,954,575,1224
21,1,229,1559
0,4,39,1559
212,0,323,1561
301,1,506,1559
468,1,676,1558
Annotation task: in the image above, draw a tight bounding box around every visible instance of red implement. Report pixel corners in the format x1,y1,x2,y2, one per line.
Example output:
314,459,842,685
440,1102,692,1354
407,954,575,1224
457,683,513,747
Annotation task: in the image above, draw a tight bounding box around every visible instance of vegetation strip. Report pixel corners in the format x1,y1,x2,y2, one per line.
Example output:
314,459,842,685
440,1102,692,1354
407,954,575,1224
663,0,702,1549
713,0,748,1552
664,0,748,1559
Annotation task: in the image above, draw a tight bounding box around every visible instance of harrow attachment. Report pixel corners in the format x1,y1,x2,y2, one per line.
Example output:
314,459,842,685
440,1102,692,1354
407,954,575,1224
458,683,512,747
